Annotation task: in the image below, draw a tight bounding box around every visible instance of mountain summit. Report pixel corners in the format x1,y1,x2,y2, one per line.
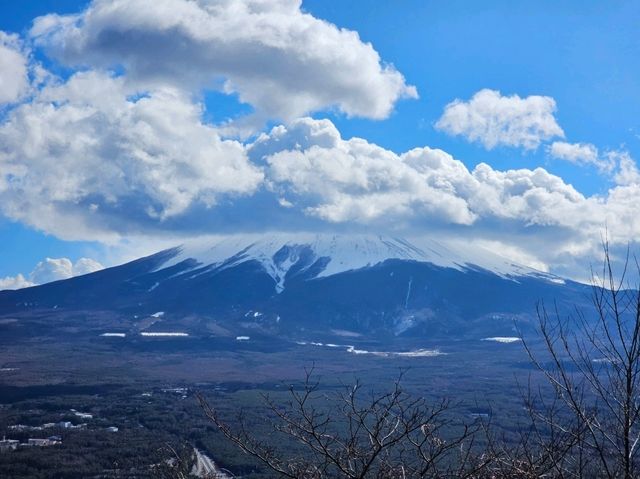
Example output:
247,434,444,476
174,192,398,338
161,233,561,291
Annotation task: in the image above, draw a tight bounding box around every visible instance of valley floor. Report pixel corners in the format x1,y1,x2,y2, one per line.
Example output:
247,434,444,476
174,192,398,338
0,312,546,478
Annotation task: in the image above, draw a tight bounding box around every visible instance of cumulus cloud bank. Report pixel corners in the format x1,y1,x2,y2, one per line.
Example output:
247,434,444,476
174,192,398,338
0,274,34,291
249,117,640,275
30,0,417,121
30,257,104,284
253,118,587,228
0,257,104,291
435,89,565,150
255,118,588,232
0,71,262,240
0,0,638,280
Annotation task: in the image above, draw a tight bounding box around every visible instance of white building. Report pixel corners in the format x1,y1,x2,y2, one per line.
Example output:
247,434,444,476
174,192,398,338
0,437,19,452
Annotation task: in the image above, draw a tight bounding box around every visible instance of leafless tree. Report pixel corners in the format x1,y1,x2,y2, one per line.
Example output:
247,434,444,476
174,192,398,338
197,369,491,478
514,242,640,478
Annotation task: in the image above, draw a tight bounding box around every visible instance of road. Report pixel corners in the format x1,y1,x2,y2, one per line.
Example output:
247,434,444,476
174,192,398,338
191,448,233,478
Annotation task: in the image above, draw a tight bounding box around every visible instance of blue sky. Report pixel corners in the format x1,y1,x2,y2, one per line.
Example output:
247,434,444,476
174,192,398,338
307,0,639,180
0,0,638,285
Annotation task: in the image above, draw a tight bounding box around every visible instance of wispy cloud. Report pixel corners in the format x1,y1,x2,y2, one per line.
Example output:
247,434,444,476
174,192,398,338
548,141,615,172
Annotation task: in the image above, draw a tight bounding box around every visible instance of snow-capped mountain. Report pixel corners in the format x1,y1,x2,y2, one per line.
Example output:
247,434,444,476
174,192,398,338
0,234,589,341
158,233,563,292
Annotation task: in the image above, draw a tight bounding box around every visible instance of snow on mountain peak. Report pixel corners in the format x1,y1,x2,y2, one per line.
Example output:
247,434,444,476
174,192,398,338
156,233,563,292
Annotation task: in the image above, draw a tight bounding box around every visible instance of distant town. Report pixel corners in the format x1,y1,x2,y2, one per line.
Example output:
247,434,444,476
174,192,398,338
1,406,120,453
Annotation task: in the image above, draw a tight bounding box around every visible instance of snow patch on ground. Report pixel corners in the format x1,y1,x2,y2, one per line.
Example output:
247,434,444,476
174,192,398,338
346,346,444,357
100,333,126,337
482,337,521,343
592,357,617,364
394,316,416,335
296,340,444,358
330,329,362,338
140,332,188,337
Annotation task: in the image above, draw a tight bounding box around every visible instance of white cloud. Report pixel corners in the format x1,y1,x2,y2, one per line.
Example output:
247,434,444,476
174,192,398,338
0,31,30,105
549,141,615,172
253,118,478,225
0,2,638,282
0,274,35,290
30,257,104,284
73,257,105,276
0,71,263,240
463,239,550,272
435,89,564,150
613,152,640,186
549,141,599,166
1,109,636,281
247,117,640,278
0,257,103,291
30,0,417,121
253,117,584,228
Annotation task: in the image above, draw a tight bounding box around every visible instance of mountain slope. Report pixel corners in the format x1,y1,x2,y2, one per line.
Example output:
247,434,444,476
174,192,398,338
0,234,591,341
